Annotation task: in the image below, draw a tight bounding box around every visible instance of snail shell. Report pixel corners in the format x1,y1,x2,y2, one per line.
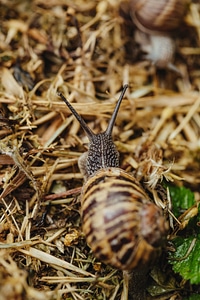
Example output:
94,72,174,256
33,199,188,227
129,0,188,70
81,167,168,270
58,85,169,270
130,0,188,34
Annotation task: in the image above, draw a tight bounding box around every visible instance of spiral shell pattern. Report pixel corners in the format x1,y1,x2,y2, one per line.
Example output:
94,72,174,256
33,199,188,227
130,0,188,33
81,167,168,270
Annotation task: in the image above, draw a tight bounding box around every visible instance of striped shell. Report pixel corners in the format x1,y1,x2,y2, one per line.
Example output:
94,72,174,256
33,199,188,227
81,167,168,270
130,0,188,33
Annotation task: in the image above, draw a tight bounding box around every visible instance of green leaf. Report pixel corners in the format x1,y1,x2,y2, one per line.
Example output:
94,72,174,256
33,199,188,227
167,185,195,217
183,295,200,300
165,185,200,284
168,235,200,284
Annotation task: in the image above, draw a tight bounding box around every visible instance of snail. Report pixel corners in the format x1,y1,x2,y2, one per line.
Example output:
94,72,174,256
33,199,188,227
58,85,168,270
128,0,188,70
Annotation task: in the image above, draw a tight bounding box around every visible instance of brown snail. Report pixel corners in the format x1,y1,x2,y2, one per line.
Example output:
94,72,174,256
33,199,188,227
58,85,168,270
129,0,188,70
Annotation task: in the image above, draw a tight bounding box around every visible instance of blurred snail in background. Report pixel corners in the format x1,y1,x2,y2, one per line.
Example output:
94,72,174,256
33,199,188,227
128,0,189,70
58,85,169,270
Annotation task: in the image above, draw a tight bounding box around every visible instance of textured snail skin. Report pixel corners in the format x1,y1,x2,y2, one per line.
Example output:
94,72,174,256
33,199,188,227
135,31,176,69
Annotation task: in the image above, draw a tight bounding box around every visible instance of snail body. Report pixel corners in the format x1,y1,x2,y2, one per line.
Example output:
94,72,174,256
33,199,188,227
135,31,176,69
58,85,168,270
129,0,188,70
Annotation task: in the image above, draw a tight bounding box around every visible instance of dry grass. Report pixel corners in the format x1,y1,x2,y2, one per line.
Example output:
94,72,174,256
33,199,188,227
0,0,200,299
